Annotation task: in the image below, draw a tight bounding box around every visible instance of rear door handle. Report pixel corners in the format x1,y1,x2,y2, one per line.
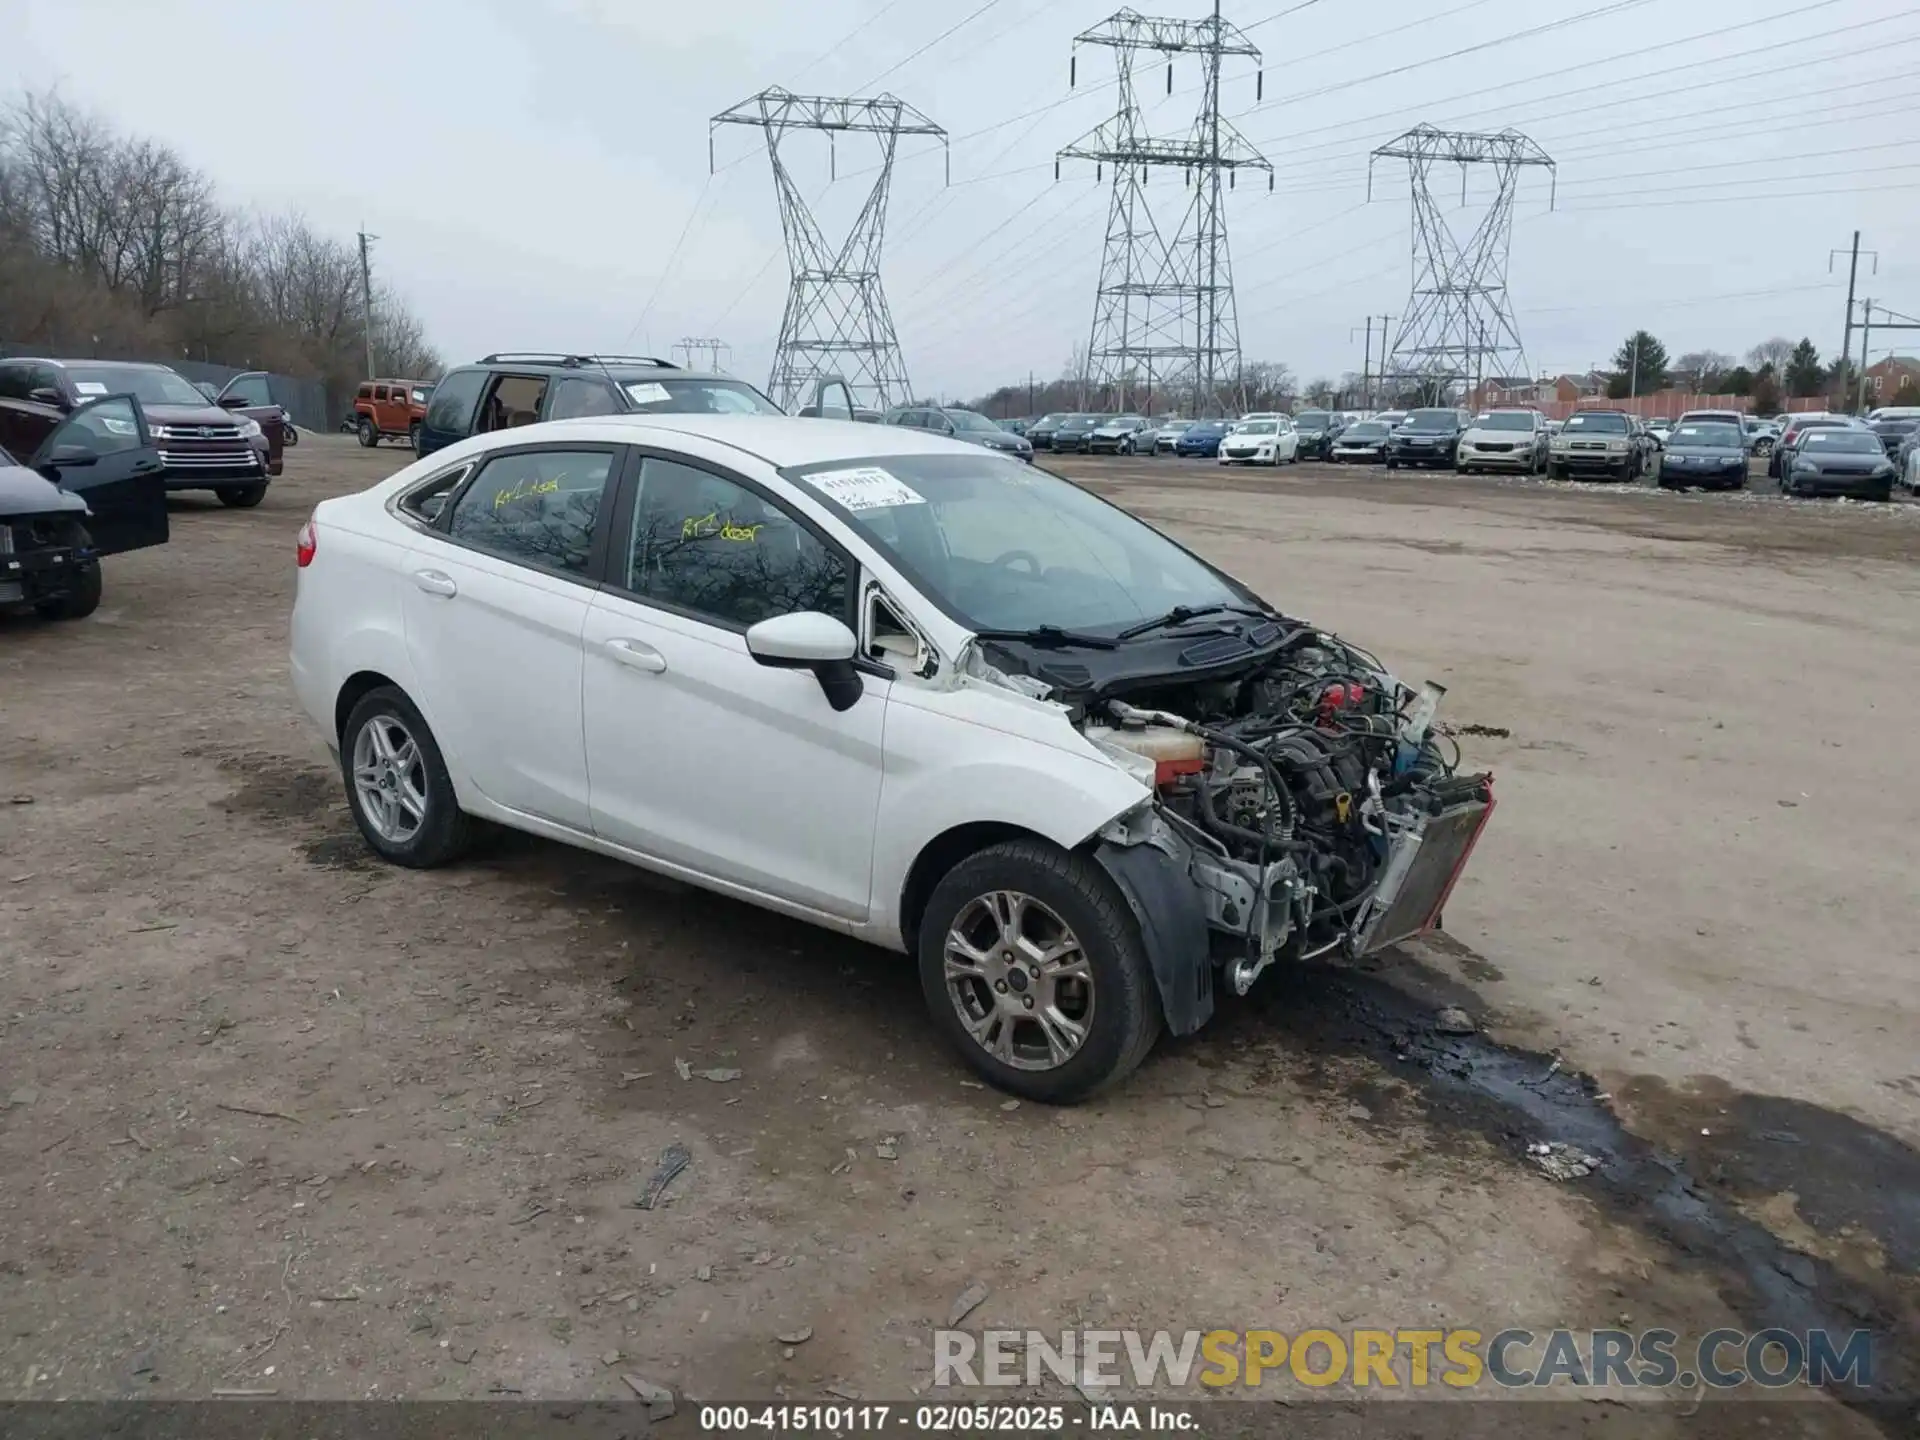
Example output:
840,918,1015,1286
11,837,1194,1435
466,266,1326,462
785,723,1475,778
604,637,667,673
412,569,458,598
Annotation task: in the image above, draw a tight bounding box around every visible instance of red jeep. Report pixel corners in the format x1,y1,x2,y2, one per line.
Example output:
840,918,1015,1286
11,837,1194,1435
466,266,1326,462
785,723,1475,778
353,379,434,451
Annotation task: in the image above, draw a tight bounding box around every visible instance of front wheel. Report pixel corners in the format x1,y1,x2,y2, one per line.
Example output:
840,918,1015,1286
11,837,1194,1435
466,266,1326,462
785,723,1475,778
918,840,1162,1103
281,421,299,447
409,422,423,452
34,559,101,621
1385,457,1399,471
219,483,267,508
357,417,378,448
340,687,475,868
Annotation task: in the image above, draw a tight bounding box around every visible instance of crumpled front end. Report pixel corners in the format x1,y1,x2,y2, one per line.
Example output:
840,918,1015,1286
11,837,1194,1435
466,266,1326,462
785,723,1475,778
1081,630,1495,1020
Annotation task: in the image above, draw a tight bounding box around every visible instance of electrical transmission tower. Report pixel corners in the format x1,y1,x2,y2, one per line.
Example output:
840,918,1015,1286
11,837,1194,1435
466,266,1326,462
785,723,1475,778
1369,125,1554,405
672,337,732,372
1058,3,1272,418
711,87,946,413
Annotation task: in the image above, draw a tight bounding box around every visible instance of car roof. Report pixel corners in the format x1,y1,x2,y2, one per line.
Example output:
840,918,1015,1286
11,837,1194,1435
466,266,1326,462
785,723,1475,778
512,413,1001,468
12,357,169,371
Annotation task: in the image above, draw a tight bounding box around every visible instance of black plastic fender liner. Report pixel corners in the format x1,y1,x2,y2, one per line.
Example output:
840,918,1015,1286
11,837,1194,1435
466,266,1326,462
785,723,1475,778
1092,839,1214,1037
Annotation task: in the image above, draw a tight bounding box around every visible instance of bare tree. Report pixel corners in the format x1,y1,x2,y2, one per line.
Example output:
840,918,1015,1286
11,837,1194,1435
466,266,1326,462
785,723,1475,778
0,88,440,406
1747,337,1795,373
1672,349,1735,392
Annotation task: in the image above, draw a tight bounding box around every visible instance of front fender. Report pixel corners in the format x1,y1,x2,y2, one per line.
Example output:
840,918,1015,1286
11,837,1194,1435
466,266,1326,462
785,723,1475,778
868,692,1149,951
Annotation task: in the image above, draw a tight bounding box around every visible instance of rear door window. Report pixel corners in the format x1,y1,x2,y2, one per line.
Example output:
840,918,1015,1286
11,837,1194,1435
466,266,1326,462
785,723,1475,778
478,374,549,432
445,447,616,577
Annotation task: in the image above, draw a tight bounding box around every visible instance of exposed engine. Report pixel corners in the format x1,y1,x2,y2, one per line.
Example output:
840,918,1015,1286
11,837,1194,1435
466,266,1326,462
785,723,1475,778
1080,629,1495,994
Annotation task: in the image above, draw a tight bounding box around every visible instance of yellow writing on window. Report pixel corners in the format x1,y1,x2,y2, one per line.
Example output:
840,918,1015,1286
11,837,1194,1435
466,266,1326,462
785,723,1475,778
494,476,560,510
681,510,762,542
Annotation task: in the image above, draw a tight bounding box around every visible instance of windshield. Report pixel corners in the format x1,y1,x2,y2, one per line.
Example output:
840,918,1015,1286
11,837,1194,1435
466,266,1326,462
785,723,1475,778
65,365,204,407
1873,418,1918,433
1405,409,1459,432
1563,412,1629,434
1160,421,1192,433
1801,431,1882,453
1294,411,1332,431
0,442,15,467
1236,421,1277,435
621,378,782,415
1475,412,1536,431
1342,422,1389,440
1188,423,1226,437
1061,415,1109,431
1036,414,1067,427
946,410,1000,434
1671,424,1743,448
787,453,1251,634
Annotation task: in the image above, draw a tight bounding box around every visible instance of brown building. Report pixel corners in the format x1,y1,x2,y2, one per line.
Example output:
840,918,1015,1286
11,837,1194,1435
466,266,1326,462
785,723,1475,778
1863,355,1920,403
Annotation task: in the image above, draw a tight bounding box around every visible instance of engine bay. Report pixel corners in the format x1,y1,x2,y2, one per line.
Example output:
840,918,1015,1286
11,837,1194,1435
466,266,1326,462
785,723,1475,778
1075,627,1495,991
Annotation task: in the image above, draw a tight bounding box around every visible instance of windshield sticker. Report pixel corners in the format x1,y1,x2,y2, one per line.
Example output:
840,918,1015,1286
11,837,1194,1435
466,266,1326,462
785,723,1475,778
809,466,927,512
72,382,107,396
624,382,671,405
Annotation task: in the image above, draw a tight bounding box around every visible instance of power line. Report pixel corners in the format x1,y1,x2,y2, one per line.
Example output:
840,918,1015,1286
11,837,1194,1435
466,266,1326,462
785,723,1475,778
856,0,1008,92
793,0,912,83
625,172,721,346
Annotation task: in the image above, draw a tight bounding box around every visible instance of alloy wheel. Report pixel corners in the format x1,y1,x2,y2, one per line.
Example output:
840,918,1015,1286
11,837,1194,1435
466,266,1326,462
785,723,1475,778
351,712,430,844
943,890,1094,1071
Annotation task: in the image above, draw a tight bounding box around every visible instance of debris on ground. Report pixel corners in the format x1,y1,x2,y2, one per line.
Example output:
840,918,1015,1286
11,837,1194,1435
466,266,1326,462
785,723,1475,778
1434,1006,1477,1035
673,1058,692,1081
948,1280,990,1326
1345,1102,1372,1121
825,1383,862,1401
695,1067,742,1083
829,1147,857,1175
874,1136,899,1161
616,1071,651,1088
696,1264,713,1282
622,1373,676,1421
999,1100,1020,1112
634,1143,692,1210
776,1325,814,1345
1454,723,1512,738
1527,1141,1600,1180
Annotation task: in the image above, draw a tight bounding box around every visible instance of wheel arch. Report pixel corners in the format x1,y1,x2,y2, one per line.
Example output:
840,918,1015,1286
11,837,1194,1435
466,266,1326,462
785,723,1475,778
334,669,403,745
898,821,1053,955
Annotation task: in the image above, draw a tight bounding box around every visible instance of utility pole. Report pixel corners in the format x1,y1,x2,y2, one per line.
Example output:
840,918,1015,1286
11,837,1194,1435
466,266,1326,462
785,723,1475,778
1829,231,1877,393
1629,331,1641,401
1027,369,1034,417
357,228,378,380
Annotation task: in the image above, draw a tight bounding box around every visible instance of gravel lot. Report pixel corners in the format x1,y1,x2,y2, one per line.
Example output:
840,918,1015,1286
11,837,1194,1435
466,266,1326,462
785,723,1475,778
0,436,1913,1433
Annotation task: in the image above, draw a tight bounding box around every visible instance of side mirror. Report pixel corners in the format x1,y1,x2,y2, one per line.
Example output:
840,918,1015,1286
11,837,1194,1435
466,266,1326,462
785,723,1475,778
28,387,67,409
745,612,864,712
218,394,250,410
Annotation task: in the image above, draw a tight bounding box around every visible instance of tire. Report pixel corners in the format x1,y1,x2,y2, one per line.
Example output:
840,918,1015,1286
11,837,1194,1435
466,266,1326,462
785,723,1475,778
218,483,267,508
33,559,101,621
357,416,378,448
409,422,423,453
1870,483,1893,503
1548,462,1564,480
917,839,1162,1103
1385,457,1399,471
282,422,299,448
339,686,475,869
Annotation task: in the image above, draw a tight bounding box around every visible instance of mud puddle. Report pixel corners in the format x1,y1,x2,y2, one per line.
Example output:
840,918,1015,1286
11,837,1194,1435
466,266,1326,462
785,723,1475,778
1198,954,1919,1432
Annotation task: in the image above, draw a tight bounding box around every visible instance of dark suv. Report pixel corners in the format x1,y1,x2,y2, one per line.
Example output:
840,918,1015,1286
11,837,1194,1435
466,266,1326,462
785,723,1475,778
0,358,275,506
415,354,857,458
1384,408,1467,470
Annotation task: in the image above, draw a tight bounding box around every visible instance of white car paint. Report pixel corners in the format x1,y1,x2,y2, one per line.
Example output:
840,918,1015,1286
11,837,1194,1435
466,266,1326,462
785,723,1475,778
1218,419,1298,465
289,415,1152,951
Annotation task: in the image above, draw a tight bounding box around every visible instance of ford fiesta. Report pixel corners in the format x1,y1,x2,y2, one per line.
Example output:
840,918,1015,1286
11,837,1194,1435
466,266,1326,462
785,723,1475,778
290,417,1494,1101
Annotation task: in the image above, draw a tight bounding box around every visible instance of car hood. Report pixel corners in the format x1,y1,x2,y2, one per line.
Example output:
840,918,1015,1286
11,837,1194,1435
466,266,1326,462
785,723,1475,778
0,460,88,520
1798,453,1887,469
964,430,1026,446
142,402,246,427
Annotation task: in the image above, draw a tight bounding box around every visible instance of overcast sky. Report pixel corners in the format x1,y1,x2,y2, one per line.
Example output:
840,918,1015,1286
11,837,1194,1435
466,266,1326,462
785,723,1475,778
11,0,1920,399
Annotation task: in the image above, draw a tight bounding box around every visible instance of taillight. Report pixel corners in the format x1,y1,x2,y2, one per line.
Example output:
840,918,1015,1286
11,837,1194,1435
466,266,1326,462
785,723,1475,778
296,515,317,568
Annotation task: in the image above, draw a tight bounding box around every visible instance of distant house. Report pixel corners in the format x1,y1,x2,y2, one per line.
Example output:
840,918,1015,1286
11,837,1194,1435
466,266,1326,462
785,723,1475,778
1552,372,1608,403
1864,355,1920,402
1469,376,1552,408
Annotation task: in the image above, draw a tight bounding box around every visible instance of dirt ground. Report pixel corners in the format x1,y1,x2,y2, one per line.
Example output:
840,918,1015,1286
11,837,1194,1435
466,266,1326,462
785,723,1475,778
1,436,1914,1434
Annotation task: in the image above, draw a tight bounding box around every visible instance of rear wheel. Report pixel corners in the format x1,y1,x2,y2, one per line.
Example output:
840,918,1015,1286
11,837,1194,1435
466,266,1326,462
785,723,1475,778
918,840,1162,1103
33,557,101,621
409,422,423,452
219,483,267,508
357,416,378,448
340,687,475,868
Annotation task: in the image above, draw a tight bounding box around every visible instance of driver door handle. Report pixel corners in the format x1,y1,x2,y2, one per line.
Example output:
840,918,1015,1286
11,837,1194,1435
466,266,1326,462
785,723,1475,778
604,637,667,673
412,569,458,598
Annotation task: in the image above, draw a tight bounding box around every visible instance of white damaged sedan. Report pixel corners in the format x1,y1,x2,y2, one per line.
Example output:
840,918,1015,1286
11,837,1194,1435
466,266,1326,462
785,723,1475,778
1218,417,1299,466
290,416,1494,1101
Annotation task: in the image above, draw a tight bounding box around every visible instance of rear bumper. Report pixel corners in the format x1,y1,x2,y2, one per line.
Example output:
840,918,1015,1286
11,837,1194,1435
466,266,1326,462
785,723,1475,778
1788,472,1893,497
